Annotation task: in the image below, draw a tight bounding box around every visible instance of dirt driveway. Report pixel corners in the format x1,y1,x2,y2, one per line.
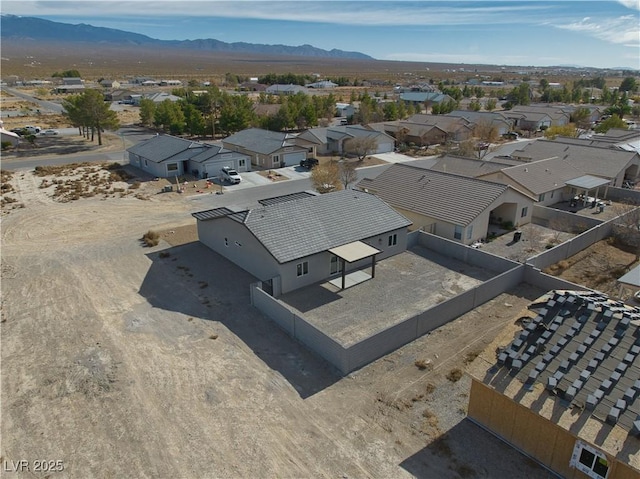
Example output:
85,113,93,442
0,164,553,478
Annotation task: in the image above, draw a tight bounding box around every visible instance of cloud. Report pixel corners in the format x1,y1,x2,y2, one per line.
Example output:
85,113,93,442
551,14,640,47
617,0,640,11
3,1,552,27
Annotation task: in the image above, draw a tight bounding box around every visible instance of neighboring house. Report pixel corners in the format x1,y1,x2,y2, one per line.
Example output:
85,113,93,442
105,89,136,102
447,110,513,136
56,76,87,91
404,114,475,142
265,84,308,96
399,92,454,111
503,109,553,132
478,156,608,206
468,289,640,479
100,79,121,89
508,140,640,188
369,121,449,147
336,103,356,118
306,80,337,89
508,104,571,127
222,128,310,169
192,190,412,296
160,80,182,86
298,124,395,156
357,163,535,244
128,134,223,178
239,82,267,92
187,144,251,179
132,92,182,105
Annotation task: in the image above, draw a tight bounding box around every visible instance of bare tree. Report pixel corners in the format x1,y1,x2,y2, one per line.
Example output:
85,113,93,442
339,160,358,189
311,161,341,194
344,136,377,162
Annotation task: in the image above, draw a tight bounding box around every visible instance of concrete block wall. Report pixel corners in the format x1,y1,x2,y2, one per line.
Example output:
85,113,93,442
605,187,640,203
294,315,348,373
532,204,602,231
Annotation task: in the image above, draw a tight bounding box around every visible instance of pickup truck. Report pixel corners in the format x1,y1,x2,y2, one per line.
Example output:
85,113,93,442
24,125,42,134
220,166,242,184
299,158,319,169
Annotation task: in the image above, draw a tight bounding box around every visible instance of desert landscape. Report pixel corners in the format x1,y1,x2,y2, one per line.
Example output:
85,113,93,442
3,128,638,477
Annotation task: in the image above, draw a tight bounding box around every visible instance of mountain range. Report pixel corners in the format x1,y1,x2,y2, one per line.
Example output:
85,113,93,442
0,14,373,60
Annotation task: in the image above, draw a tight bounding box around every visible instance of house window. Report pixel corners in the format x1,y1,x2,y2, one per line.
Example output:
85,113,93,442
273,155,280,164
296,261,309,277
538,193,546,202
571,441,609,479
550,190,554,198
330,255,342,274
167,163,178,172
239,159,246,168
454,225,463,240
521,207,528,218
466,225,473,240
388,234,397,246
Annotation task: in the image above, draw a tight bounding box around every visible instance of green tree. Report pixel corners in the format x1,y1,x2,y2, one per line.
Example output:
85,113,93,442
544,124,578,139
62,89,119,145
594,114,627,133
485,98,497,111
139,99,156,127
182,102,206,136
154,100,185,133
619,77,638,93
570,107,592,131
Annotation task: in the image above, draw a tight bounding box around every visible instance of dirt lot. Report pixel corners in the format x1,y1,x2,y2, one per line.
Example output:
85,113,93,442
1,161,557,478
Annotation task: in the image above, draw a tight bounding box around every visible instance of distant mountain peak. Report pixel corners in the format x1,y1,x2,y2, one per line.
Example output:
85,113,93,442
0,15,373,60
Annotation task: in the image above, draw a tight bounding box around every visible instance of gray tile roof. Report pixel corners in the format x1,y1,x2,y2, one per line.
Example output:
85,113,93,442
494,290,640,433
430,155,518,177
357,163,520,226
127,135,208,163
511,140,638,180
493,157,585,195
258,192,316,206
223,128,303,155
192,190,411,263
192,207,235,221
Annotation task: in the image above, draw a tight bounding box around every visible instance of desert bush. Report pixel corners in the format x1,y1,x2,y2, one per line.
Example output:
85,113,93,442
142,230,160,247
446,368,463,382
414,359,432,371
1,141,12,150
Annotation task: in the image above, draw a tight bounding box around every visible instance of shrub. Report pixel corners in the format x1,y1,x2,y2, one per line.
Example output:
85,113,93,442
446,368,463,382
1,141,12,150
142,230,160,247
414,359,432,371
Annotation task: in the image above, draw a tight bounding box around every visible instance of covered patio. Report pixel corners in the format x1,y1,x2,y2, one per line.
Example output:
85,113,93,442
567,175,611,209
328,241,381,290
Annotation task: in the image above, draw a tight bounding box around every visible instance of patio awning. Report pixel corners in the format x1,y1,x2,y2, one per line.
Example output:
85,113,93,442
618,265,640,288
329,241,381,263
566,175,610,190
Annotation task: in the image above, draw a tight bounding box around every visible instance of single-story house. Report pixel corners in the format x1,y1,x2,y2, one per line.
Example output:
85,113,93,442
336,103,356,118
265,84,308,96
467,290,640,479
508,104,571,128
127,135,249,178
507,140,640,188
369,121,451,147
503,110,554,132
160,80,182,86
297,125,395,156
306,80,337,89
446,110,513,136
478,156,592,206
55,84,85,93
192,189,412,296
132,92,182,105
100,79,121,89
62,77,83,86
428,155,524,178
403,114,475,142
357,163,535,244
222,128,310,169
399,92,454,111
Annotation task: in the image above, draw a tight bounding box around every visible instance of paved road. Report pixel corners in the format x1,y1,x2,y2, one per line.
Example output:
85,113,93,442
1,86,65,114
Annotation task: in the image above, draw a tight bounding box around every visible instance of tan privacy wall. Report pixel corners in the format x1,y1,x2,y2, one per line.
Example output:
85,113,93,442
468,379,635,479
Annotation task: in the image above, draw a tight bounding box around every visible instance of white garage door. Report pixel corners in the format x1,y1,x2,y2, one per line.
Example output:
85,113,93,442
283,151,306,166
202,160,235,179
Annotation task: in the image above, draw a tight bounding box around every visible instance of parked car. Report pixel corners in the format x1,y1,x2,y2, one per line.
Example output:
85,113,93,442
503,131,519,140
299,158,319,169
24,125,41,134
220,166,241,184
40,129,59,136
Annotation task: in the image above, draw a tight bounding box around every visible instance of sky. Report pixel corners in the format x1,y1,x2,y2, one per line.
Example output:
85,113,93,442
2,0,639,69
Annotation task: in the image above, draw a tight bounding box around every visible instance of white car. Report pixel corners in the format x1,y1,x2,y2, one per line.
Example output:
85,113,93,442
24,125,41,134
220,166,241,184
40,129,59,136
